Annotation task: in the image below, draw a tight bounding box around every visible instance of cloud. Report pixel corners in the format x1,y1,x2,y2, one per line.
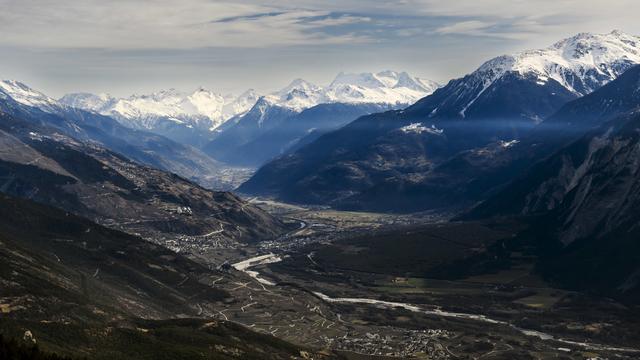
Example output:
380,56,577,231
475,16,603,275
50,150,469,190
301,14,372,27
436,20,495,35
0,0,638,50
434,19,540,40
0,1,374,49
213,11,287,23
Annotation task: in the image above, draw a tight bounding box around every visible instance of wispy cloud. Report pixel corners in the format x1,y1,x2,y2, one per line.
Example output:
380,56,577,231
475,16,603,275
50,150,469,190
301,14,372,27
434,19,540,40
436,20,495,36
1,0,637,50
0,1,377,49
213,11,287,23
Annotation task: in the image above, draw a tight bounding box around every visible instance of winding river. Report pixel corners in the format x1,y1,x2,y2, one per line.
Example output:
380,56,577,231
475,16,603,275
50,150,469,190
233,253,640,354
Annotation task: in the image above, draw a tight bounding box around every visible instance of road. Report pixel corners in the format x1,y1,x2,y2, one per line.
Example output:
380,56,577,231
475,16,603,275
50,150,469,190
199,223,225,237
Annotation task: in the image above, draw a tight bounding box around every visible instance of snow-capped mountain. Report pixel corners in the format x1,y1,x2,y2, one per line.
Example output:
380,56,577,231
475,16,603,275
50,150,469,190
261,70,439,111
61,70,436,149
485,30,640,95
61,70,435,134
416,30,640,120
203,70,436,166
58,92,117,113
0,80,61,112
60,88,259,132
240,31,640,212
0,79,227,189
261,79,324,111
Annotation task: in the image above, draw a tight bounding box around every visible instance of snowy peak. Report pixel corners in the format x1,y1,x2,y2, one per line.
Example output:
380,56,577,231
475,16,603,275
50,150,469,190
476,30,640,95
61,87,258,131
58,70,438,131
59,92,116,112
0,80,60,112
185,88,227,120
324,70,438,106
223,89,260,120
261,79,324,111
278,78,322,95
396,72,439,92
330,72,389,88
329,70,436,93
265,70,439,111
415,78,440,93
417,30,640,120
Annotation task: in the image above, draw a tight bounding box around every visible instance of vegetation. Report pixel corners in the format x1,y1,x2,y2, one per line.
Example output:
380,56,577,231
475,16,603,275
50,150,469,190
0,334,77,360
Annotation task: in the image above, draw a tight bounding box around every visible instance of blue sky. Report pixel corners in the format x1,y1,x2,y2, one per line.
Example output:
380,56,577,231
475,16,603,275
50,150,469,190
0,0,638,97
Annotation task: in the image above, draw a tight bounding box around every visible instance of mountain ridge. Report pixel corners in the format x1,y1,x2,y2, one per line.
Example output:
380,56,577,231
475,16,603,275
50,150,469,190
0,109,286,246
60,71,438,150
0,79,235,189
239,31,640,211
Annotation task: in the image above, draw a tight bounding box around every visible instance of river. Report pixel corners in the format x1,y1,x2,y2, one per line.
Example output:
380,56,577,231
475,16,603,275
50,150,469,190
233,253,640,354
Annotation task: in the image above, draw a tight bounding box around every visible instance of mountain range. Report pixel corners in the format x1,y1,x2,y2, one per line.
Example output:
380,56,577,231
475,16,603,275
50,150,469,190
4,28,640,358
60,88,260,148
0,192,339,359
420,63,640,212
61,71,438,152
0,80,235,189
239,30,640,211
203,71,438,167
0,109,285,247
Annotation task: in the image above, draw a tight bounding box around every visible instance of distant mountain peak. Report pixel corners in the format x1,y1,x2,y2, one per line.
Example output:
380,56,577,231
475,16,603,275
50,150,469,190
476,30,640,96
263,70,439,111
330,71,388,88
58,70,438,142
238,88,258,97
60,86,257,133
0,79,60,112
286,78,318,89
414,30,640,121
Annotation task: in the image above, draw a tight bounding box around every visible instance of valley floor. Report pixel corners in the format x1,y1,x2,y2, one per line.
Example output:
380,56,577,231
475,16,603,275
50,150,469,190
4,197,639,359
158,199,640,359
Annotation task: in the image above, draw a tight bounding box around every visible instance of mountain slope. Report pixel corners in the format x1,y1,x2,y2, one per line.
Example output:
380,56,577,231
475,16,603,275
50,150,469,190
203,98,299,165
240,31,640,211
0,193,228,320
466,109,640,235
204,71,438,167
0,193,339,360
0,111,285,247
408,30,640,121
463,110,640,300
546,63,640,125
372,64,640,212
62,71,437,153
0,80,228,189
60,88,259,148
259,71,439,111
208,102,394,167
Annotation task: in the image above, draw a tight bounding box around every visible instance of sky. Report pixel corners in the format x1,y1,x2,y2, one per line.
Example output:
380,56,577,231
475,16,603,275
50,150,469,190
0,0,639,98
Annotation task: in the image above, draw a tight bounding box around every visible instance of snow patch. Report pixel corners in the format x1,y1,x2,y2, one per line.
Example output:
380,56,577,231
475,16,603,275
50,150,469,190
400,123,444,135
500,139,520,148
